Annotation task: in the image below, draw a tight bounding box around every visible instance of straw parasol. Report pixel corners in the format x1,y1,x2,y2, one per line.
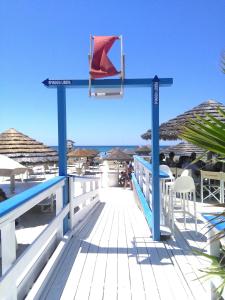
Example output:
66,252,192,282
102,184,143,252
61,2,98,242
105,149,132,161
135,146,151,156
0,128,58,165
141,99,225,141
67,149,99,158
123,148,136,156
162,142,205,156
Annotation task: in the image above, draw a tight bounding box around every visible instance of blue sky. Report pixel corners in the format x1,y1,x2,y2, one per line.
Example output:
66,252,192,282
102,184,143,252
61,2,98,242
1,0,224,146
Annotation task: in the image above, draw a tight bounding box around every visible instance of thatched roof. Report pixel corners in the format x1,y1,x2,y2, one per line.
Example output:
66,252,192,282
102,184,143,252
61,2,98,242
141,99,225,141
0,128,58,165
104,149,132,161
135,146,151,155
68,149,99,158
123,148,136,156
162,142,205,156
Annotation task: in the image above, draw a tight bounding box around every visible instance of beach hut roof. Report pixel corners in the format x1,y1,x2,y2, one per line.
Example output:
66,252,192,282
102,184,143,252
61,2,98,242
123,148,136,156
104,149,132,161
135,146,151,154
162,142,205,156
0,128,58,165
141,99,225,141
67,149,98,158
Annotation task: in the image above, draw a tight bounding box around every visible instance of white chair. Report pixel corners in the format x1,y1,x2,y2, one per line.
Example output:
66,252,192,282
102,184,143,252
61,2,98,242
160,165,175,211
169,175,197,234
181,169,190,177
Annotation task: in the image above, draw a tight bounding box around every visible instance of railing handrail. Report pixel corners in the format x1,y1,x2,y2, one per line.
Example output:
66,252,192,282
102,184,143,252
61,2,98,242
134,155,169,178
0,176,66,218
69,175,101,182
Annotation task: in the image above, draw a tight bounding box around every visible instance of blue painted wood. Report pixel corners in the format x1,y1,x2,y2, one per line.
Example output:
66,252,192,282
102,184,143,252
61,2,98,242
57,86,69,233
134,156,169,178
132,174,153,229
151,76,160,241
57,86,67,176
0,177,66,218
43,78,173,88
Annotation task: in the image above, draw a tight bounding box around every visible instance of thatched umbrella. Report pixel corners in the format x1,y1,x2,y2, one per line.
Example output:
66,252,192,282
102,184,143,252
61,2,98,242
163,142,205,156
135,146,151,156
141,99,225,141
104,149,132,161
67,149,99,158
123,148,136,156
0,128,58,165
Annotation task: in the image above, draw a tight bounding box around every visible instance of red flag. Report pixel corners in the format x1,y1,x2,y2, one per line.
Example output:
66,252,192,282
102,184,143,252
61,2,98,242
90,36,120,79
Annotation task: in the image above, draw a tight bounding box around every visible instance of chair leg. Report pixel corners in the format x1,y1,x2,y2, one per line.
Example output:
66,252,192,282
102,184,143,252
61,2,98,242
169,190,174,235
182,193,186,229
193,192,197,234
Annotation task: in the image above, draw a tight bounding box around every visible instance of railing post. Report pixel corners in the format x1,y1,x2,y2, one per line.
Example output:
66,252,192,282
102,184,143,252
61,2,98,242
139,166,144,191
151,75,160,241
82,182,87,194
55,186,64,239
95,179,99,190
90,180,94,192
145,168,150,205
69,176,75,230
57,86,69,234
1,222,16,275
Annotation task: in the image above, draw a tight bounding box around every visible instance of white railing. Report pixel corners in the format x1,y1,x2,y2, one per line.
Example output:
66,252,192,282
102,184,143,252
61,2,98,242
134,156,152,207
0,174,101,300
133,156,169,233
69,175,100,230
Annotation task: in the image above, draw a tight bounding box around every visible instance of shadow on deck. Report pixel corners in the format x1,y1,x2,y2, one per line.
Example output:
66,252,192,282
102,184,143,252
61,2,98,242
29,187,211,300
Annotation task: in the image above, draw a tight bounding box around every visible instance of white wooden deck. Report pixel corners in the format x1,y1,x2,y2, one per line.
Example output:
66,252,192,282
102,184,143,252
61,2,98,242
37,187,211,300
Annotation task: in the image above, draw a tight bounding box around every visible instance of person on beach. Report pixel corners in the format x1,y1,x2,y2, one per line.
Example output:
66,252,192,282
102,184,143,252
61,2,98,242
166,151,176,167
124,161,133,189
159,153,166,165
0,188,7,202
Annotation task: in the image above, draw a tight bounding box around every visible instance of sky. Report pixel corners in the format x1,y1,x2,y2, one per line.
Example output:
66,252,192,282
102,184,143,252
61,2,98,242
0,0,224,146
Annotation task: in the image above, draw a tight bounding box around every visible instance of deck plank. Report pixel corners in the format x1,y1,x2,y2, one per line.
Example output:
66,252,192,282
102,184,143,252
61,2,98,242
61,202,111,300
37,187,212,300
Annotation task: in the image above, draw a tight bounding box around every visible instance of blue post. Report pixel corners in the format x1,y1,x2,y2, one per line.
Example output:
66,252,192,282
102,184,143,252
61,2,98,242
57,86,67,176
57,86,68,233
151,75,160,241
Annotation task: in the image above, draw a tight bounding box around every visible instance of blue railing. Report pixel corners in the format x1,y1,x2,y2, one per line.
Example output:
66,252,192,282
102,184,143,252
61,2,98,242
133,156,169,240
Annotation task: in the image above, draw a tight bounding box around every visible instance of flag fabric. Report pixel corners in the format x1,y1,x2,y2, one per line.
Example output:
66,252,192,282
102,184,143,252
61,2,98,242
90,36,120,79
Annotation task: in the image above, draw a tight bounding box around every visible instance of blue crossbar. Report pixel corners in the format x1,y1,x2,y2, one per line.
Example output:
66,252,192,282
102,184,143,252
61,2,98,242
43,78,173,88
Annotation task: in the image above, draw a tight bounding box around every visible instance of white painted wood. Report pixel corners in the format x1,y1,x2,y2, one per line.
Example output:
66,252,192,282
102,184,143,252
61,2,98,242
1,222,16,275
59,202,110,300
55,187,63,239
68,176,74,230
25,238,67,300
32,187,214,300
72,189,99,207
102,198,118,300
0,204,69,298
0,180,65,229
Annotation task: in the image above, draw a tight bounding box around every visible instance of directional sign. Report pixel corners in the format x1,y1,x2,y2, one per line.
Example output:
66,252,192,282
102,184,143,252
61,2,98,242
42,78,72,87
42,78,173,88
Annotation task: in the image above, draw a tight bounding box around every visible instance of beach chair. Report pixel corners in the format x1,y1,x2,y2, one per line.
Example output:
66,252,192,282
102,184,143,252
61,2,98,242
88,35,125,98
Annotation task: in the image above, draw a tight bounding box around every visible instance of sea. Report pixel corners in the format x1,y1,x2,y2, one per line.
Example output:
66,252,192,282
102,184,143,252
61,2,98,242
51,145,169,153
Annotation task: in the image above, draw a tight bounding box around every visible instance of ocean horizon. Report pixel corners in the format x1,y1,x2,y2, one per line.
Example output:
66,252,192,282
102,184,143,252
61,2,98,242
50,145,169,152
